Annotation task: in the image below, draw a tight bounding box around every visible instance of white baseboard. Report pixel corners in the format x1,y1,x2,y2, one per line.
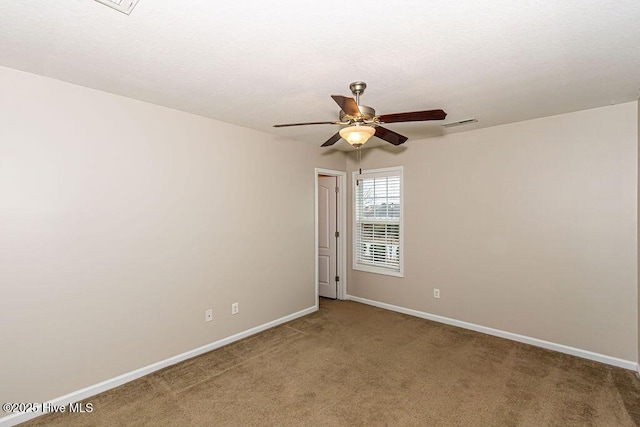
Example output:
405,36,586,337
346,294,637,371
0,305,317,427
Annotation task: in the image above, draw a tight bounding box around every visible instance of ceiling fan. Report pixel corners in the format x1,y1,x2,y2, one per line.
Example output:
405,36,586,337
273,81,447,148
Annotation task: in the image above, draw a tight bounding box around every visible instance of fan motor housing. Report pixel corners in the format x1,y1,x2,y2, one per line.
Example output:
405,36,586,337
340,104,376,122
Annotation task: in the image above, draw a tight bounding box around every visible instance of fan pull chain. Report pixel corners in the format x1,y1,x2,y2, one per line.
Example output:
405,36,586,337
356,147,362,186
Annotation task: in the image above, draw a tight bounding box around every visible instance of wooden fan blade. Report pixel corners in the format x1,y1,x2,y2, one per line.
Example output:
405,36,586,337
375,126,408,146
378,109,447,123
321,132,342,147
331,95,361,116
273,121,340,128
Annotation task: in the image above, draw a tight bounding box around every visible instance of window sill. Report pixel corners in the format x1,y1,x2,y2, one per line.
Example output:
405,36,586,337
353,264,404,278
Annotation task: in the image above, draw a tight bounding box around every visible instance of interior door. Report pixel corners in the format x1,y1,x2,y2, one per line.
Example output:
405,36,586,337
318,175,337,299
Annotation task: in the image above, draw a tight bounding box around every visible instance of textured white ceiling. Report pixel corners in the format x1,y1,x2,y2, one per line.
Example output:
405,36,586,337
1,1,639,150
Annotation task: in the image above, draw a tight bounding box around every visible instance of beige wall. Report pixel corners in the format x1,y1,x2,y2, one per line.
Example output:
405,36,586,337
0,66,345,404
347,102,638,362
2,62,638,408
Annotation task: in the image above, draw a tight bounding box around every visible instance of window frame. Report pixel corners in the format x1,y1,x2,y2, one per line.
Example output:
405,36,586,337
352,166,404,278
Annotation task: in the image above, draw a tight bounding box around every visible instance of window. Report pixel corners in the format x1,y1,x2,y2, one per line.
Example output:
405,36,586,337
353,167,403,277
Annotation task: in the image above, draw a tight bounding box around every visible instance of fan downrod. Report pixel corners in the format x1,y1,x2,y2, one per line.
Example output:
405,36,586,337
344,81,374,120
349,81,367,97
349,81,367,105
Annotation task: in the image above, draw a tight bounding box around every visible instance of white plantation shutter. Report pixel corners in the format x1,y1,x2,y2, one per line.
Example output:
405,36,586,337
353,167,403,277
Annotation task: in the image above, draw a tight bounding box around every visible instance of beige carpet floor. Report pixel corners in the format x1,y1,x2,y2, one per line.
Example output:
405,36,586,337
21,299,640,426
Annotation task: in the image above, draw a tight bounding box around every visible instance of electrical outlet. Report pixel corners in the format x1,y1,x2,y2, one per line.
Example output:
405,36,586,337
433,289,440,299
205,309,213,322
231,302,239,315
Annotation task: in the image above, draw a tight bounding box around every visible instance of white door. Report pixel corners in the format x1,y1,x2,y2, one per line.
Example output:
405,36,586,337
318,175,337,299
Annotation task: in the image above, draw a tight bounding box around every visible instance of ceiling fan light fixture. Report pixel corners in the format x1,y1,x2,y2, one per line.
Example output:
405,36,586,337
272,82,447,148
339,125,375,147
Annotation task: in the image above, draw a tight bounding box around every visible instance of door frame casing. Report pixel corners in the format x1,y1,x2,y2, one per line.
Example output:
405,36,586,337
314,168,347,307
